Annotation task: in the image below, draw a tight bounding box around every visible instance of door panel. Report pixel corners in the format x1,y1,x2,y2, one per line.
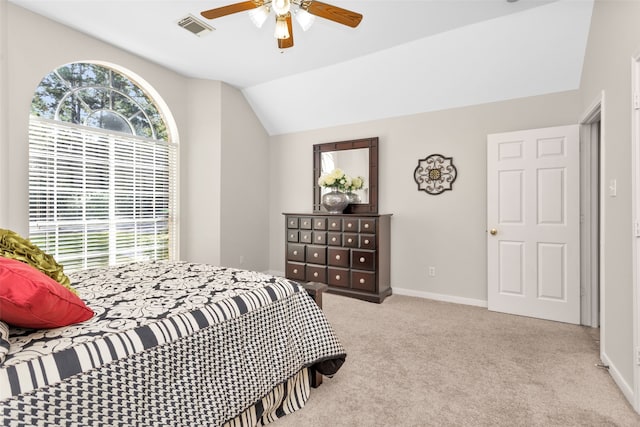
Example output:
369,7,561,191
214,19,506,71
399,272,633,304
488,125,580,324
499,170,524,223
498,241,524,295
537,243,565,300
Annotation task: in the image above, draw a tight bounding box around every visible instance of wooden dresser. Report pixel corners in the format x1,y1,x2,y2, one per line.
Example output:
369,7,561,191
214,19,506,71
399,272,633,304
283,213,392,303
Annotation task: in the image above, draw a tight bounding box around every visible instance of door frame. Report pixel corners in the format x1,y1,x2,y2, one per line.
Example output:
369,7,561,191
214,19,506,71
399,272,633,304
579,94,603,329
632,51,640,413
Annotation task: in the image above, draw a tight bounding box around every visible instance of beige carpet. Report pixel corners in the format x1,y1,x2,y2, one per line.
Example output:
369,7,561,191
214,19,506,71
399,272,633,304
275,293,640,427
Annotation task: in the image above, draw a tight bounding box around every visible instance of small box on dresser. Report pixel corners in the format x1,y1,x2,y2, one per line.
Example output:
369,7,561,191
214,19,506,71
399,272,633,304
283,213,392,303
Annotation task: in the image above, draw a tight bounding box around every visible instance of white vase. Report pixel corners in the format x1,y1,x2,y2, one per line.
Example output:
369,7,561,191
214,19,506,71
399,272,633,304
322,190,349,214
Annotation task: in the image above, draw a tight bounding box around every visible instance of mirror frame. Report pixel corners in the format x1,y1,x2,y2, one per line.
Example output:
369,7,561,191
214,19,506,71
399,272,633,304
313,137,378,214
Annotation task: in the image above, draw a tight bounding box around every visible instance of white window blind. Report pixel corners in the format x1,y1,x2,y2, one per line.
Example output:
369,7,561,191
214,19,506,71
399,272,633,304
29,117,177,272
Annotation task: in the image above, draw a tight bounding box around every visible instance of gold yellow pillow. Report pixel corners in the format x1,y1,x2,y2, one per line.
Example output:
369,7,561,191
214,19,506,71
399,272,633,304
0,228,75,294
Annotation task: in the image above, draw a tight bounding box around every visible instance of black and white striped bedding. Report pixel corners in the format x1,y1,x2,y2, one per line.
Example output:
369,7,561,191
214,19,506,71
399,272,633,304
0,261,346,426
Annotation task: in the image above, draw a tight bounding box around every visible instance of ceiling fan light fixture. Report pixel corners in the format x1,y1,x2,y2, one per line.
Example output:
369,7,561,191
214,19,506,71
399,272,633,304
274,15,290,39
294,8,315,31
249,5,270,28
272,0,291,16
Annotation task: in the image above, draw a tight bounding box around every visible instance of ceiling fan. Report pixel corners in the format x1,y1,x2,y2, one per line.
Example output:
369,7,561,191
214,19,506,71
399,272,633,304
200,0,363,49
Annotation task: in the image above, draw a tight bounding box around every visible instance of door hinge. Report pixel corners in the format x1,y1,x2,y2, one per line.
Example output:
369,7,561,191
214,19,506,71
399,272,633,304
634,91,640,110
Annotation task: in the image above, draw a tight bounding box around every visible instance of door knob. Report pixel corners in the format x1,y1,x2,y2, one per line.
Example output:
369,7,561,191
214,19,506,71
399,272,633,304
490,228,498,235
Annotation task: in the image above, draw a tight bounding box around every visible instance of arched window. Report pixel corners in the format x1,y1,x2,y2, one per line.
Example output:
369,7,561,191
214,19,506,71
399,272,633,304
29,63,178,272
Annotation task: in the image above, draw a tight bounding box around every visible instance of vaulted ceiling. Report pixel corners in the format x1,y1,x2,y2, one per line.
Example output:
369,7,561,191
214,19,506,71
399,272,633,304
9,0,594,135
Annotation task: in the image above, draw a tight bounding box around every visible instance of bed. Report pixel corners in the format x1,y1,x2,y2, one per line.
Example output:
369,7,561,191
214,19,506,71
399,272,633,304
0,260,346,426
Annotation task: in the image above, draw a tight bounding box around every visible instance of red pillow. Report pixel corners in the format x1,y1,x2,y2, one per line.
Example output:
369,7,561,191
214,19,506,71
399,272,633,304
0,257,93,328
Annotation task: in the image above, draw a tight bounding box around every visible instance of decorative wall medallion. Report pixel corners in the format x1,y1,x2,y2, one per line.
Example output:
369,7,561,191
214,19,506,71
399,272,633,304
414,154,457,195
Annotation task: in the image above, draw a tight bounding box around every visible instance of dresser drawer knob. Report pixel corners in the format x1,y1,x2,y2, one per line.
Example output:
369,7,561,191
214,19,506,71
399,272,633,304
331,222,337,227
347,223,353,228
335,254,341,260
303,221,308,226
314,272,319,277
335,274,341,280
364,239,370,245
314,253,319,258
364,224,370,229
290,234,295,239
331,237,337,242
293,250,298,255
360,278,365,284
347,238,353,243
317,221,322,226
293,268,298,274
317,236,322,241
359,257,366,263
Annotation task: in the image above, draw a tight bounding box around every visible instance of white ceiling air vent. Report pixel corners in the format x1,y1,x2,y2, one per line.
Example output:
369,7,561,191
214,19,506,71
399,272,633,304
178,14,214,37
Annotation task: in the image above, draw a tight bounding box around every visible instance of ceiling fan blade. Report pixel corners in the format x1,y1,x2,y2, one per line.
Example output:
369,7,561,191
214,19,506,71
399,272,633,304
201,1,262,20
304,1,362,28
278,14,294,49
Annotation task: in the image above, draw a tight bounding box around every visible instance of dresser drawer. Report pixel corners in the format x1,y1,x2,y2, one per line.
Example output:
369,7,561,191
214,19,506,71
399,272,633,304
343,233,358,248
312,231,326,245
352,271,376,292
343,218,358,232
287,230,299,242
306,245,326,264
360,219,376,233
300,230,312,244
287,217,299,229
299,217,313,230
360,234,376,249
352,250,375,270
327,232,342,246
327,267,350,288
287,244,305,262
313,217,327,230
286,262,305,281
327,218,342,231
306,265,327,282
328,247,350,267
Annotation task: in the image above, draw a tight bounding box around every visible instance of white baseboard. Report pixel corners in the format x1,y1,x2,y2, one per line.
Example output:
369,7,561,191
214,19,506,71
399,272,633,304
392,287,488,308
601,350,635,406
265,276,488,308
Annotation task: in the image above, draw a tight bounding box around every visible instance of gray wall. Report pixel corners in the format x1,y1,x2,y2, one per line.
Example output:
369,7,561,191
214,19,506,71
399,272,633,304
0,0,8,228
220,83,270,271
580,0,640,400
181,79,223,265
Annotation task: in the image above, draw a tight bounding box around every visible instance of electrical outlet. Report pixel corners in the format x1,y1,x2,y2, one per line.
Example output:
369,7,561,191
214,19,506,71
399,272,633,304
428,266,436,277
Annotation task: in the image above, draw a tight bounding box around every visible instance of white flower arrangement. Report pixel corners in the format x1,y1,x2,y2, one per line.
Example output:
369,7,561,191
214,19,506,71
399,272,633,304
318,168,365,192
347,176,365,192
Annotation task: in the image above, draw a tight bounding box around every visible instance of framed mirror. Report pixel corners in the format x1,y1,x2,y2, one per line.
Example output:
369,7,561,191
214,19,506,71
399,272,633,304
313,137,378,214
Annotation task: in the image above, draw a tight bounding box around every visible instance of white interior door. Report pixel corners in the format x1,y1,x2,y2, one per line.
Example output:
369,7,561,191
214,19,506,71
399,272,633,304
487,125,580,324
